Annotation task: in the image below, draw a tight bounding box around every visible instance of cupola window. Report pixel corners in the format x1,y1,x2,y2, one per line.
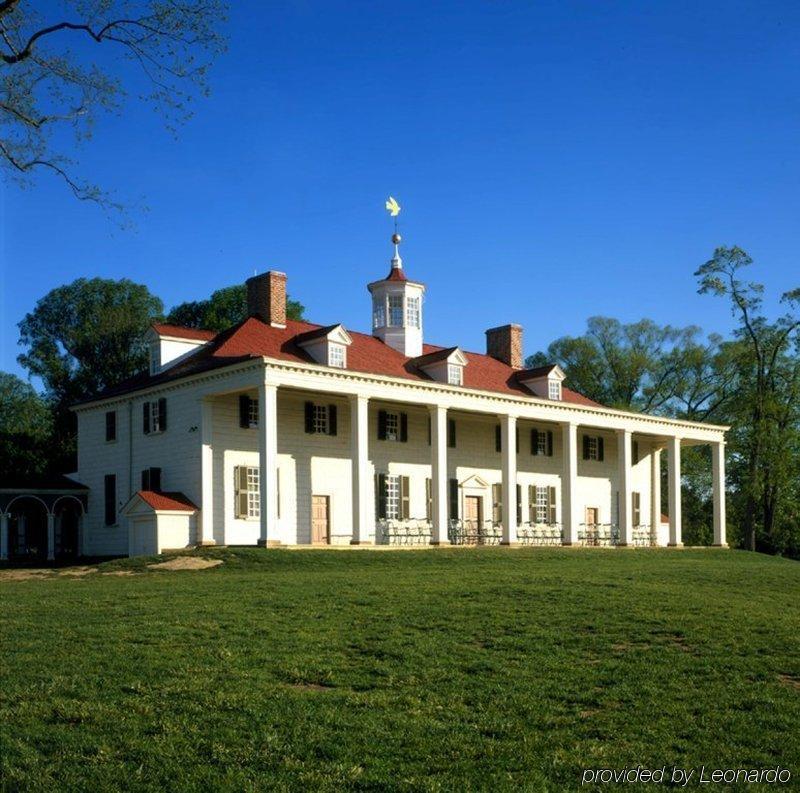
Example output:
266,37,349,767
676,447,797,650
373,299,385,329
388,295,403,327
406,296,421,328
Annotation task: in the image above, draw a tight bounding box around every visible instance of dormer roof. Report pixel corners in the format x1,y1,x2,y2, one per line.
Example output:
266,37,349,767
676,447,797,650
517,364,566,383
295,323,352,347
414,346,469,369
148,323,217,342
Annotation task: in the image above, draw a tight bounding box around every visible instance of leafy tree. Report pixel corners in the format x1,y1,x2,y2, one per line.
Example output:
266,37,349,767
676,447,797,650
0,371,52,479
0,0,226,207
696,246,800,553
166,284,305,331
17,277,163,468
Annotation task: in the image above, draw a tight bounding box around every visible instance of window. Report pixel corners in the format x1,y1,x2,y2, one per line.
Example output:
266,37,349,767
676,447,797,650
104,474,116,526
376,474,409,520
386,475,400,519
149,342,160,375
248,398,259,427
632,491,641,526
548,379,562,401
328,343,346,368
240,395,259,428
582,434,604,461
378,410,407,442
373,299,385,329
388,295,403,327
234,465,260,519
406,296,421,328
141,467,162,492
304,402,337,436
143,398,167,435
530,485,557,524
535,486,549,524
531,428,553,456
447,364,463,385
105,410,116,442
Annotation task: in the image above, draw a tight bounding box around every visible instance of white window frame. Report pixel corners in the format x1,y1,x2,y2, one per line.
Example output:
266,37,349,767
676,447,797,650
447,363,463,385
248,397,259,428
384,411,399,442
385,475,400,520
149,400,164,434
328,343,346,369
149,342,161,376
406,296,421,328
372,299,385,329
535,486,549,524
587,436,599,461
388,295,403,327
536,430,548,455
548,379,562,401
313,404,330,434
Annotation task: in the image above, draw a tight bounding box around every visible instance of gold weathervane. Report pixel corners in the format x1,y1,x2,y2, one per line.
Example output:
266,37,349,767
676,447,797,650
385,196,402,244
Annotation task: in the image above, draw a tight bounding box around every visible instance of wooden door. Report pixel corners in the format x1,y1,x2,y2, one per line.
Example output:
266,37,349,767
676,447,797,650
586,507,599,527
311,495,330,545
464,495,482,544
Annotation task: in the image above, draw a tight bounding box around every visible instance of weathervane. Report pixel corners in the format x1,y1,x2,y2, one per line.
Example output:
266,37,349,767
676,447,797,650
385,195,402,267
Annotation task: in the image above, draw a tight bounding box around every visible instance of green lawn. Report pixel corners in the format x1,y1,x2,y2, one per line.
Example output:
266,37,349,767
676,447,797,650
1,548,799,791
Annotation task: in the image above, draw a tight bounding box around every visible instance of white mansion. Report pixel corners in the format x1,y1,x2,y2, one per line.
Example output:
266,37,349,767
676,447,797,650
44,239,727,557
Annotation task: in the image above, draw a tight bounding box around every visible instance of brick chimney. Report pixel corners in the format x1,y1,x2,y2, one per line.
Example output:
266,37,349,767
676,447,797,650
485,324,523,369
246,271,287,328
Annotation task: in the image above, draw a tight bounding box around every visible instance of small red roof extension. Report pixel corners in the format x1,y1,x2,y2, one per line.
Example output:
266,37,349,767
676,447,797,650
91,316,600,407
137,490,198,511
151,323,217,342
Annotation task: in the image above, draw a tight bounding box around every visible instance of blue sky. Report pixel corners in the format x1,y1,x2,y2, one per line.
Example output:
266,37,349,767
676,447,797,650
3,1,799,384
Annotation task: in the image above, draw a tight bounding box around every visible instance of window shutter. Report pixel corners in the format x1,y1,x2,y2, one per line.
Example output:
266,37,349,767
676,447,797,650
425,478,432,520
141,469,150,491
582,434,590,460
492,483,502,523
549,486,557,524
236,492,249,519
448,419,456,448
378,410,387,440
304,402,314,434
531,429,539,455
448,478,458,520
143,402,151,435
516,484,522,523
427,416,431,446
158,398,167,431
150,467,162,492
375,473,387,519
546,430,554,457
276,469,281,519
632,492,641,526
495,425,501,452
237,465,249,492
104,474,116,526
597,436,605,461
632,440,639,465
400,413,408,443
529,485,535,522
400,476,410,519
239,395,250,428
328,404,337,436
516,428,520,453
106,411,116,442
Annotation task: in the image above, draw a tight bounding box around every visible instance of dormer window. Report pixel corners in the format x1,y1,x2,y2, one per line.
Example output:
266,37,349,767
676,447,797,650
329,343,346,369
406,296,421,328
447,363,463,385
548,379,562,401
388,295,403,327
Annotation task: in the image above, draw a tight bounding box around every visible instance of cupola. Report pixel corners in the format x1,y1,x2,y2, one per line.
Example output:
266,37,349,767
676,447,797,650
367,230,425,357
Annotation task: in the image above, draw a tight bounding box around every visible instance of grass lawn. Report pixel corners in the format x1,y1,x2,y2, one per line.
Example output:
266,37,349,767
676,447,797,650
1,548,799,791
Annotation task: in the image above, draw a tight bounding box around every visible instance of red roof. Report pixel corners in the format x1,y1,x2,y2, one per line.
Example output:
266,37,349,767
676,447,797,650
137,491,198,511
385,266,408,281
87,316,600,407
151,323,217,342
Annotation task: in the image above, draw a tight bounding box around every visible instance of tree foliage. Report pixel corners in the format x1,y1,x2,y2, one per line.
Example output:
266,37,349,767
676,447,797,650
0,0,227,206
166,284,305,331
0,371,53,479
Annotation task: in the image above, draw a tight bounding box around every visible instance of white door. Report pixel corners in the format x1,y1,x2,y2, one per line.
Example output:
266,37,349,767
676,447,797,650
131,517,157,556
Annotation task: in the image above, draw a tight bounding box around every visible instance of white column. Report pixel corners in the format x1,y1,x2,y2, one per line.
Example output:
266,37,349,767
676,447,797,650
617,429,633,546
501,414,518,544
650,447,662,545
0,512,8,560
350,395,373,544
47,513,55,561
199,398,216,546
667,436,682,547
258,381,278,547
430,405,449,544
712,440,727,547
561,422,579,544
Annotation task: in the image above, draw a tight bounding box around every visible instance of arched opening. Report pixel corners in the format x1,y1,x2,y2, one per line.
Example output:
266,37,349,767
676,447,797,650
7,496,49,561
53,497,84,559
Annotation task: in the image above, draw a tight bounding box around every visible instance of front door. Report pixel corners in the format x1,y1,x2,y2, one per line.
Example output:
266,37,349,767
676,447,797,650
464,495,482,545
311,495,330,545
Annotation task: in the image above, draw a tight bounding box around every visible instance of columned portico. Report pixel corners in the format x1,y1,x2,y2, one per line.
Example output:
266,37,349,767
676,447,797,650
199,398,215,545
500,414,518,544
712,441,727,547
667,436,682,547
617,429,633,546
561,422,579,544
350,395,373,544
429,405,449,544
650,447,662,544
257,380,278,546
